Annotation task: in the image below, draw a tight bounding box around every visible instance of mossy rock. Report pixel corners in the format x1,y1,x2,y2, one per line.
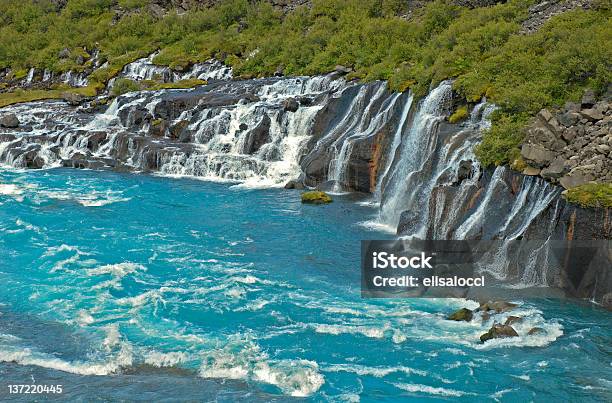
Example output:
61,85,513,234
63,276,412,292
301,191,332,204
564,183,612,208
449,105,469,124
447,308,473,321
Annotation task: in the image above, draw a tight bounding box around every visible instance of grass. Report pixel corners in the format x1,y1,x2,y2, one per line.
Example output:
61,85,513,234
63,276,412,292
111,78,207,96
0,85,98,108
564,183,612,208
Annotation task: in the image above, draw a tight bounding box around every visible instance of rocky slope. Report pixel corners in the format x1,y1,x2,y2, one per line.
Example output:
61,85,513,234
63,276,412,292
520,88,612,188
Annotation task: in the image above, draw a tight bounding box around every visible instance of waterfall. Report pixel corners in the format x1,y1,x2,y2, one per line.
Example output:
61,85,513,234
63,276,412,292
119,53,233,84
378,81,453,228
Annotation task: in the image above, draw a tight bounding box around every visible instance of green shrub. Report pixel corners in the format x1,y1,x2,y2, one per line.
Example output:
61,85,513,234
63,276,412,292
111,78,141,96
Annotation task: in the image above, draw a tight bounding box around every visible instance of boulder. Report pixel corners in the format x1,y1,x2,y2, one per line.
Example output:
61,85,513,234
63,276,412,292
520,144,555,168
22,150,45,169
334,65,353,75
62,92,84,106
242,115,271,154
504,316,522,326
282,98,299,112
478,301,517,313
522,166,541,176
58,48,71,59
581,89,596,108
557,111,581,127
148,119,168,137
455,159,473,183
559,170,590,189
527,327,545,336
0,113,20,128
480,324,519,343
540,157,567,180
301,191,332,204
580,108,604,121
169,120,190,140
284,179,305,190
447,308,473,321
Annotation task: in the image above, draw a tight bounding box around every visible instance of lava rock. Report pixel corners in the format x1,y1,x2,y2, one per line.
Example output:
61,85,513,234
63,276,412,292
447,308,473,321
480,324,519,343
301,191,332,204
282,98,299,112
0,113,20,128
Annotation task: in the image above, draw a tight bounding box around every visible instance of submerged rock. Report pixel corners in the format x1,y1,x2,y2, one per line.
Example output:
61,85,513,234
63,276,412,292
0,113,20,128
447,308,473,321
301,191,332,204
480,324,519,342
478,301,518,313
504,316,523,326
527,327,545,336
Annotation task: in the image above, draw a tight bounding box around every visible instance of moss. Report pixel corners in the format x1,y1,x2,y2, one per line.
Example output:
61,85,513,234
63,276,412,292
448,105,468,123
0,85,99,108
564,183,612,208
301,191,333,204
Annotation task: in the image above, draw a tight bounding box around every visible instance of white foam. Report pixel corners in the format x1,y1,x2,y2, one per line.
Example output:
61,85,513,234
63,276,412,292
392,382,468,397
326,363,428,377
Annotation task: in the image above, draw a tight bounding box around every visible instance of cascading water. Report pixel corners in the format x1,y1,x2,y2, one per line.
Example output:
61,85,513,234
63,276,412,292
378,81,453,228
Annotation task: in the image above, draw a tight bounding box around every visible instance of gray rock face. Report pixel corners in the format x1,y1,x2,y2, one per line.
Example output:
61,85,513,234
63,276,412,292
521,90,612,188
0,113,20,128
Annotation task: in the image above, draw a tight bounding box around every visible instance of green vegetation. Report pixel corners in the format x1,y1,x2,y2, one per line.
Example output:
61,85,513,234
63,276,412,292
111,78,207,96
0,85,98,108
0,0,610,165
301,191,333,204
448,105,468,123
564,183,612,208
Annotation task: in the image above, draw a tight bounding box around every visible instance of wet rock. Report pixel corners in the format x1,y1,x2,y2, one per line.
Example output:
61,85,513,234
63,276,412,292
504,316,522,326
282,97,299,112
148,119,168,137
315,180,340,192
242,115,271,154
0,113,20,128
447,308,473,321
22,150,45,169
455,160,473,183
301,191,332,204
284,179,305,190
478,301,518,313
86,132,107,151
527,327,545,335
480,324,519,343
169,120,190,140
